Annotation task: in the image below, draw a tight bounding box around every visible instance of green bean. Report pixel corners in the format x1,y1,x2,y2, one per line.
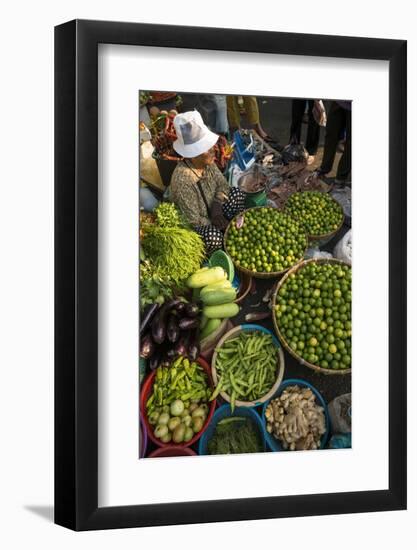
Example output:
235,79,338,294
209,377,223,401
229,372,241,395
210,330,279,411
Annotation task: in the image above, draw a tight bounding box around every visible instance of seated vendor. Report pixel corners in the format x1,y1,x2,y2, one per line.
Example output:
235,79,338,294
170,110,245,253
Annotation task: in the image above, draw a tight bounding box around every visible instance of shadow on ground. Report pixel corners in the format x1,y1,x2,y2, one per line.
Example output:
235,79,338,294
24,505,54,523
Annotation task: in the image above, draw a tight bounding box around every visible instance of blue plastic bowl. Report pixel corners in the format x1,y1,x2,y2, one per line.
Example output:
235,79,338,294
240,323,280,343
231,271,240,290
262,379,330,451
198,404,266,455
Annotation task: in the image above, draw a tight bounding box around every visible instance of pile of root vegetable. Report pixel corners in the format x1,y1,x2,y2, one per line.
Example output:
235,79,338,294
265,385,326,450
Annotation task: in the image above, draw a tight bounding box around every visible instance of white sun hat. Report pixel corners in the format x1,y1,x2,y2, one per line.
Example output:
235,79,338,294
172,110,219,158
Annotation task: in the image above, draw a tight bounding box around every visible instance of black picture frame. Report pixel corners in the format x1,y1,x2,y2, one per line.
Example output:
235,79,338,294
55,19,407,531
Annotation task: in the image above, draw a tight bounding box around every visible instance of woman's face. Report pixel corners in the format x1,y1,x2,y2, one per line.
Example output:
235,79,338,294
193,147,216,167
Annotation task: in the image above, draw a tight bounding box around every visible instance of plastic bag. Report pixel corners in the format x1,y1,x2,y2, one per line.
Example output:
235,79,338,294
227,162,244,188
328,393,351,433
333,229,352,264
281,143,308,164
305,247,333,260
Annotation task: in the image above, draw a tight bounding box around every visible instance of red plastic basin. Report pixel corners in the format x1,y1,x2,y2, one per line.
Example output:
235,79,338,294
148,446,197,458
140,356,216,449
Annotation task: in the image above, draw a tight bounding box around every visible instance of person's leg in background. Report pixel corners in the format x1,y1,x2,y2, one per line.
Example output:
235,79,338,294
242,96,270,139
335,107,351,183
226,96,241,134
196,95,217,131
305,99,320,158
213,95,229,135
319,101,345,175
289,99,307,144
243,96,260,126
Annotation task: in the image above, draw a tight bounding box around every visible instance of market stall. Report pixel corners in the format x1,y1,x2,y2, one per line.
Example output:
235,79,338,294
139,112,352,458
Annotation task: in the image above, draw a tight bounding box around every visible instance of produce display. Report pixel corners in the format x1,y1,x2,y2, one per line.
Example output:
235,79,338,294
284,191,344,236
265,385,326,450
275,261,351,370
140,298,202,369
153,201,188,228
225,208,307,274
186,266,240,341
207,417,263,455
145,356,212,444
141,224,205,284
140,203,205,310
212,330,279,410
139,102,352,458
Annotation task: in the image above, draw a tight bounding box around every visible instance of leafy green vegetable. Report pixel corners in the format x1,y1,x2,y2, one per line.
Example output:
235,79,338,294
207,417,263,455
142,225,205,285
139,203,203,311
154,203,188,229
139,264,175,311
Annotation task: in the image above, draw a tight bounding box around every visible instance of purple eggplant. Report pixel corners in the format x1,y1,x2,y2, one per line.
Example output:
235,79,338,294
149,350,162,371
166,314,180,343
174,301,187,314
166,347,178,360
178,317,199,331
140,303,160,336
184,302,200,318
174,333,190,357
188,329,200,361
151,298,182,344
140,332,154,359
160,353,172,368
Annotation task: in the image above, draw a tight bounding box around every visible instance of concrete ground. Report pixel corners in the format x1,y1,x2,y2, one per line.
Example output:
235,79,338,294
256,96,342,177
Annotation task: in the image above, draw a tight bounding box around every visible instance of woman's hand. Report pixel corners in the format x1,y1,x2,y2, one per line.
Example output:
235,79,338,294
215,191,228,203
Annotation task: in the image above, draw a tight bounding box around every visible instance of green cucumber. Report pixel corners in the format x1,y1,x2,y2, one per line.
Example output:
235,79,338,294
200,280,232,296
203,303,239,319
186,266,227,289
201,288,237,306
200,314,209,329
200,318,222,340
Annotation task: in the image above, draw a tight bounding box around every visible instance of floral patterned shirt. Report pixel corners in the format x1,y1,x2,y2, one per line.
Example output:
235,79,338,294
169,161,229,226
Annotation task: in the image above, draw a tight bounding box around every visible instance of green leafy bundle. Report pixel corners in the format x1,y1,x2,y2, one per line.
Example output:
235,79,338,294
154,202,189,229
207,417,263,455
142,225,205,285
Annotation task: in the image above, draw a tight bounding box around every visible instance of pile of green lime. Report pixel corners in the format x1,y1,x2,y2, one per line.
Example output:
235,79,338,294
225,208,307,274
275,261,351,370
285,191,344,236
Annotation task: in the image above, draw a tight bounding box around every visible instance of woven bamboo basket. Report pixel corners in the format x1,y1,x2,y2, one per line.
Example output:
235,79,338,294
223,206,308,280
272,258,352,375
282,192,345,246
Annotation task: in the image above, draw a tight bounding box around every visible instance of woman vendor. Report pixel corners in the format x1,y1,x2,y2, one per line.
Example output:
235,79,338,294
169,110,245,253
